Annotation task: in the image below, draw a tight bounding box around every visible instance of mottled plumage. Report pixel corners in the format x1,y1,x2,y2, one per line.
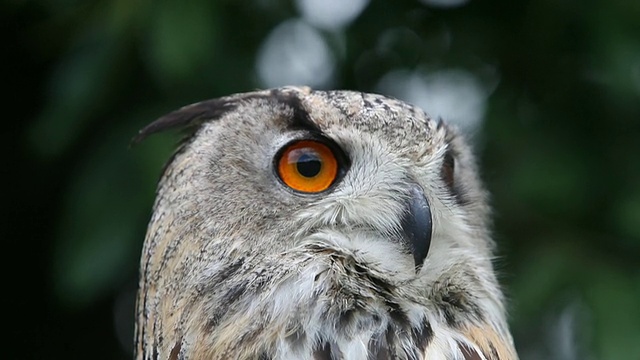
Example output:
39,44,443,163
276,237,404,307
134,86,518,360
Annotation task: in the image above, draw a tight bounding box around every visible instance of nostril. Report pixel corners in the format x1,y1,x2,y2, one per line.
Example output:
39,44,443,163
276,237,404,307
400,184,432,272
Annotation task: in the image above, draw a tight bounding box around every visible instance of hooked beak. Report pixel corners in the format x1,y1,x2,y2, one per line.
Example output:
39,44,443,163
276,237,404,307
400,184,433,272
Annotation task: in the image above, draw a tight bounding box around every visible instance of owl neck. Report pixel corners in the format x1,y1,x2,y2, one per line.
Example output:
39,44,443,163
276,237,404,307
138,242,516,360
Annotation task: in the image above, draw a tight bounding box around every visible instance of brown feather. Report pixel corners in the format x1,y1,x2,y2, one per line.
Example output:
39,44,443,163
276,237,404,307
461,323,517,360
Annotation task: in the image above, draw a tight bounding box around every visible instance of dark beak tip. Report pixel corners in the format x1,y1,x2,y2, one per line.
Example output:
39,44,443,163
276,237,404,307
401,185,433,272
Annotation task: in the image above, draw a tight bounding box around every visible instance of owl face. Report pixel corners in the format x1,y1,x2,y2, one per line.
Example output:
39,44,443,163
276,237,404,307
135,87,517,360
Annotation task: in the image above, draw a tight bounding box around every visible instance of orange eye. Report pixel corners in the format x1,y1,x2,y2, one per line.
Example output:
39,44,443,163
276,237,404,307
277,140,339,193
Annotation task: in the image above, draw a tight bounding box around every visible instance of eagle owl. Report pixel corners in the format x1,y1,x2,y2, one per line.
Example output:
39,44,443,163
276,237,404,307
134,86,518,360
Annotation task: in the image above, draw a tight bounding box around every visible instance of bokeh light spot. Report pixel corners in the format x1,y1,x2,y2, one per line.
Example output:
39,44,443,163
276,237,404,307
376,69,491,133
295,0,369,30
256,19,335,88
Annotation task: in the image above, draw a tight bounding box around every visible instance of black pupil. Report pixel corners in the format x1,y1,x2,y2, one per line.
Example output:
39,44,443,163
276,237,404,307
296,152,322,178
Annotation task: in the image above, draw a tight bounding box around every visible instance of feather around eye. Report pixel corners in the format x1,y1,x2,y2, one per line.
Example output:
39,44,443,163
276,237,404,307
442,150,455,191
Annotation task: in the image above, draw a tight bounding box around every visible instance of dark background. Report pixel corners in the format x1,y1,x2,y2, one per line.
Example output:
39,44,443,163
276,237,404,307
5,0,639,359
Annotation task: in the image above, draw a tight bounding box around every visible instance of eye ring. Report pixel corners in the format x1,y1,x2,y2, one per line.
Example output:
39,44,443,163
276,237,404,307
275,139,340,193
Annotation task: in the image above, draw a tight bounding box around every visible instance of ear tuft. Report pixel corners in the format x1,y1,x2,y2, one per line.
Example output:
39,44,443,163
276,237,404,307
131,98,237,145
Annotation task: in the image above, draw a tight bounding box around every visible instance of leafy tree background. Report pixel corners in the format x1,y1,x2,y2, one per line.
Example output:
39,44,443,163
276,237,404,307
5,0,639,359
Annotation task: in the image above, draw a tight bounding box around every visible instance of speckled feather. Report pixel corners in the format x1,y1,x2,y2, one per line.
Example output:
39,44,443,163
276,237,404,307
134,87,518,360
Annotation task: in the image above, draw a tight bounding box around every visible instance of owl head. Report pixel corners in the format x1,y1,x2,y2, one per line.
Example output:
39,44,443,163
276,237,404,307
134,87,517,360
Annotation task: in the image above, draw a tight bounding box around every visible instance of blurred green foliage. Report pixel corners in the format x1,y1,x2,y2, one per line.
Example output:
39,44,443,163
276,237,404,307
5,0,639,358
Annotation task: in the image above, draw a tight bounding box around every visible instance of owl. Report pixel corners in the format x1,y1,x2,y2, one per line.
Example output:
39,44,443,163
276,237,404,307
134,86,518,360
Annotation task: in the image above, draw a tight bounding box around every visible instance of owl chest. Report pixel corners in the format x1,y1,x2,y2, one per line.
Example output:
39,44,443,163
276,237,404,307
199,265,435,360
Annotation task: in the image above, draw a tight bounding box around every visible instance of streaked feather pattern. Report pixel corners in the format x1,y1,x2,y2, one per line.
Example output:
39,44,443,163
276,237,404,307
134,87,518,359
